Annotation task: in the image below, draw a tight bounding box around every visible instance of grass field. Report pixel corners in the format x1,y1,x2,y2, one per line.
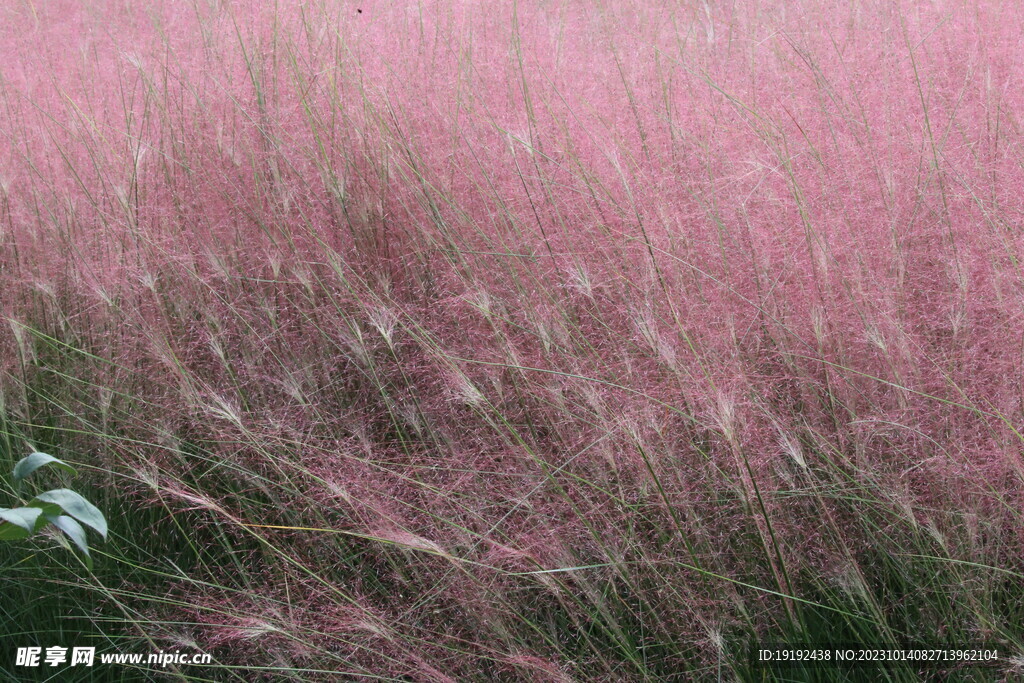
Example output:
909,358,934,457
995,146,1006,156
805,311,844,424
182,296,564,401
1,0,1022,680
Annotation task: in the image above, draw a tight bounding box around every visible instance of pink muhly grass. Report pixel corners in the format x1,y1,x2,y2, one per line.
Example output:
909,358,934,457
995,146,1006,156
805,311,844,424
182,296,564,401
2,0,1024,678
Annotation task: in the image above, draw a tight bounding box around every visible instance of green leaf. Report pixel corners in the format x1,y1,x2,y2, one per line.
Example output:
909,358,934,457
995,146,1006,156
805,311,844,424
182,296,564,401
0,521,31,541
45,514,92,569
28,503,63,531
0,507,44,533
13,453,77,482
31,490,107,539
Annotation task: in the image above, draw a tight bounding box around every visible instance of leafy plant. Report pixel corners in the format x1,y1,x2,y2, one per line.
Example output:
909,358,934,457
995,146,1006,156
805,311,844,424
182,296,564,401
0,453,108,569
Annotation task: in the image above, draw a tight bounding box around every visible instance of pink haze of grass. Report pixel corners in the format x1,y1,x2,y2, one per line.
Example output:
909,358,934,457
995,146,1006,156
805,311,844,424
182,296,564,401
1,0,1023,678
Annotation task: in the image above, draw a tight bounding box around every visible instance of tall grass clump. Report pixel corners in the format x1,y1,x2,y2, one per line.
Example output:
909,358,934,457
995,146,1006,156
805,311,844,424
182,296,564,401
1,0,1022,679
